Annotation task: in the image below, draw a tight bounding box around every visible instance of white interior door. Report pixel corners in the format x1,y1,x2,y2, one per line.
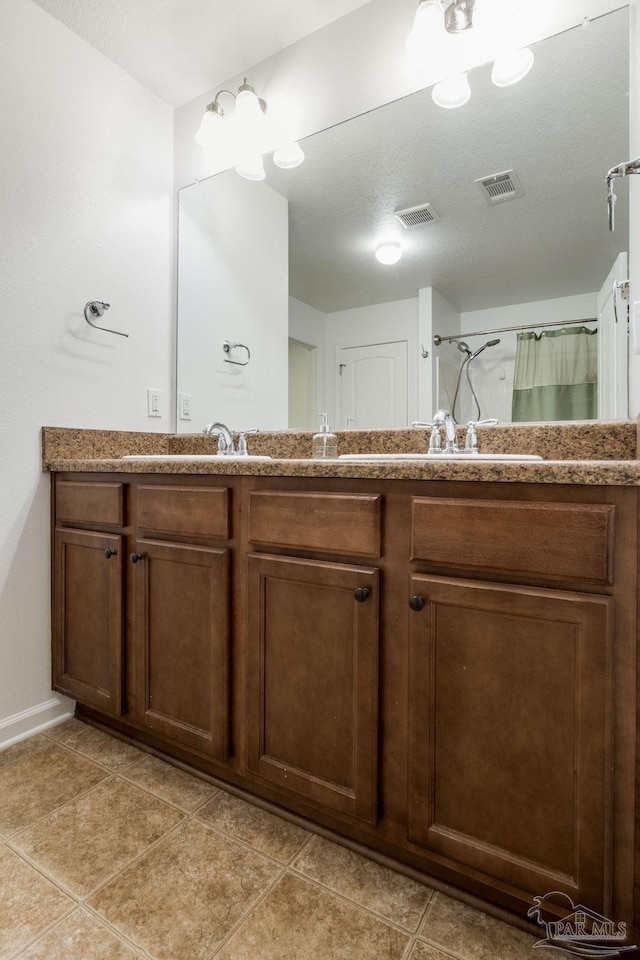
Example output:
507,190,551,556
597,252,628,419
336,340,408,429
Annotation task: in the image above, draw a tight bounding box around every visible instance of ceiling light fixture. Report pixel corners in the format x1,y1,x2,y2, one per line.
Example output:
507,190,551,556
432,72,471,108
375,241,403,265
491,47,535,87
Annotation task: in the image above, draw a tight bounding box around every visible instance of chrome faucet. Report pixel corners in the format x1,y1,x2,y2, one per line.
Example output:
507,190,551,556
203,421,234,454
412,412,499,454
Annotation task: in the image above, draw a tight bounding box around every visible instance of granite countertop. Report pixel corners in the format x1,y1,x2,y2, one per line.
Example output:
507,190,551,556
42,422,640,486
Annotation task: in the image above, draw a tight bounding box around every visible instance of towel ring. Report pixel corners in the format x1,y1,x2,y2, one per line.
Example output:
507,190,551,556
84,301,129,338
223,340,250,366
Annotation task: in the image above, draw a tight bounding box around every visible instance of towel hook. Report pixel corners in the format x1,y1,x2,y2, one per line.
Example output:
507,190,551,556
84,301,129,338
223,340,250,366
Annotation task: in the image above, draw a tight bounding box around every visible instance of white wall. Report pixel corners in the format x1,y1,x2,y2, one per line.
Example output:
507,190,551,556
628,1,640,416
177,173,288,432
0,0,173,743
289,297,327,429
437,294,598,423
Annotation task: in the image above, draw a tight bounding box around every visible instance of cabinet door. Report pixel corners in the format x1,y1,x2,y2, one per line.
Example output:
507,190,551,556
53,527,124,715
133,540,230,761
407,574,613,911
247,554,379,824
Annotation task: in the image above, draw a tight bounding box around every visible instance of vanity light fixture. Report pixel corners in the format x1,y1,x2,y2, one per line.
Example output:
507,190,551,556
195,78,267,151
375,241,403,265
407,0,476,48
273,142,305,169
432,72,471,109
235,156,266,181
491,47,535,87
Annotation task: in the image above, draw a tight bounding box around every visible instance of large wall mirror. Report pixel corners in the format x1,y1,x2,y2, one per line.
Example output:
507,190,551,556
177,7,630,433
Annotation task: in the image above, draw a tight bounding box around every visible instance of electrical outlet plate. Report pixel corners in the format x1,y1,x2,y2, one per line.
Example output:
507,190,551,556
633,301,640,356
179,393,192,420
147,388,161,417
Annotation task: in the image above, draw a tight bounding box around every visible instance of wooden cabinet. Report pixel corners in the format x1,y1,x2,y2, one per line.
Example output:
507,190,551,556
53,527,124,716
132,539,230,760
407,574,613,911
246,553,379,823
51,472,637,941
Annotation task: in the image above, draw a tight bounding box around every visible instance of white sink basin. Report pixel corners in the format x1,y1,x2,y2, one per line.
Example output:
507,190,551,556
121,454,272,462
338,453,543,462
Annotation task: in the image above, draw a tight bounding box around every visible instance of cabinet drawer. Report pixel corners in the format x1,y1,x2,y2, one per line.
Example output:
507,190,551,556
248,491,382,557
137,485,229,540
56,480,124,528
411,498,615,586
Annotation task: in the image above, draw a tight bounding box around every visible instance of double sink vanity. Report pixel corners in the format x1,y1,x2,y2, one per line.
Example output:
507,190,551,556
44,420,640,944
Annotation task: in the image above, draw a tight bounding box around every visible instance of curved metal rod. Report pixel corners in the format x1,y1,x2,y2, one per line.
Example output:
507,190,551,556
84,301,129,338
223,340,250,366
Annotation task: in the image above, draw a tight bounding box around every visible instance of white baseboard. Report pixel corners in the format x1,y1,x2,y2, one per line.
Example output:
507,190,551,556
0,696,76,750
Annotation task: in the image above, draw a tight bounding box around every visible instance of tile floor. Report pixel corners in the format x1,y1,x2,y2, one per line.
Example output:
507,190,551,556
0,719,551,960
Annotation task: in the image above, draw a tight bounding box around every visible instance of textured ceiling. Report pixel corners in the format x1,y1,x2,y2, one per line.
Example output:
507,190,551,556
28,0,372,107
250,7,628,313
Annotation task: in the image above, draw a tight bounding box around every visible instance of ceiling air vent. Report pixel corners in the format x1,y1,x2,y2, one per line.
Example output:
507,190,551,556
394,203,440,228
476,169,524,205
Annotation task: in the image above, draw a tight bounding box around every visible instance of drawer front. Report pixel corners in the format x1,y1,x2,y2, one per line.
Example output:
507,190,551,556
56,480,124,528
137,485,229,540
411,498,615,586
249,491,382,557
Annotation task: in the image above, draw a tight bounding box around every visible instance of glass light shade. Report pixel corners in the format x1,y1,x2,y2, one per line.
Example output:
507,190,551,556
375,241,402,265
432,72,471,109
273,142,305,169
235,87,263,119
194,108,222,149
406,0,444,53
491,48,535,87
235,156,266,181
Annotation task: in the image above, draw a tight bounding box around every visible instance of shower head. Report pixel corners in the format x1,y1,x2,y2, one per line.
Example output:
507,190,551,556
471,338,501,360
456,340,472,357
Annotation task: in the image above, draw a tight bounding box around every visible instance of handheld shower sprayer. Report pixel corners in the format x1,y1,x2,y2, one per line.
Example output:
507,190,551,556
606,158,640,231
471,338,501,360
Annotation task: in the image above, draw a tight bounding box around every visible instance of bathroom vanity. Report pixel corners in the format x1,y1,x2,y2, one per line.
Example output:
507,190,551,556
46,425,640,944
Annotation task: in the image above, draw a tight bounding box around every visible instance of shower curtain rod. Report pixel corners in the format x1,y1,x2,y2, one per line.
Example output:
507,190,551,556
432,316,597,346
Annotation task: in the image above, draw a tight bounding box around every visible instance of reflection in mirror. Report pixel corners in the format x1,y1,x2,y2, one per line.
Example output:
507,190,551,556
177,7,629,433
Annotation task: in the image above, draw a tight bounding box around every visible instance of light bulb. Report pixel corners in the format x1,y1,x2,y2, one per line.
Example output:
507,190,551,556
432,72,471,109
491,48,535,87
406,0,444,54
235,156,266,181
194,106,223,149
273,142,305,169
375,241,402,265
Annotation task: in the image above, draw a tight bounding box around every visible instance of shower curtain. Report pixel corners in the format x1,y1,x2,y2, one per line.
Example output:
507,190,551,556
511,326,598,421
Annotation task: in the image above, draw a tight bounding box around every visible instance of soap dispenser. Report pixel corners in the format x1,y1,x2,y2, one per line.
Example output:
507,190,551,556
312,414,338,459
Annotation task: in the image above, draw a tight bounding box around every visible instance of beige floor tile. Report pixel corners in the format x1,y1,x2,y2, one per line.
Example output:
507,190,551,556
420,892,538,960
88,818,280,960
0,842,74,959
197,790,309,862
0,744,108,838
14,778,183,898
293,834,432,931
0,735,50,769
42,719,86,742
61,725,143,771
121,753,218,811
216,872,410,960
14,908,139,960
409,941,457,960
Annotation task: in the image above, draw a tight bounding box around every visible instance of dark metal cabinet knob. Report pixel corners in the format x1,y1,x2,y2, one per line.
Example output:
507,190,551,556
130,553,144,564
409,595,425,612
353,587,370,603
104,548,117,559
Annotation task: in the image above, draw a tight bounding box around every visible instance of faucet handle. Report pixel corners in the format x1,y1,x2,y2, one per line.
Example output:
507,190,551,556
464,418,499,452
237,428,259,456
